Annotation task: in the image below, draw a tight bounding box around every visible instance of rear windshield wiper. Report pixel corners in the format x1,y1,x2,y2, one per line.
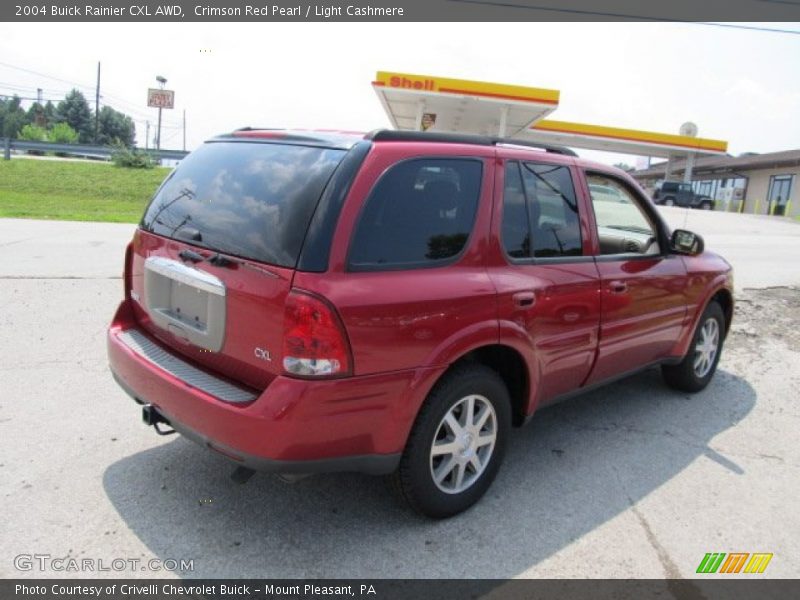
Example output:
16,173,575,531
174,226,203,243
208,253,235,267
178,249,204,263
177,247,236,269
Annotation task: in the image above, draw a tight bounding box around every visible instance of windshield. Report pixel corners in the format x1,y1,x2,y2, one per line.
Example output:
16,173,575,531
141,141,346,267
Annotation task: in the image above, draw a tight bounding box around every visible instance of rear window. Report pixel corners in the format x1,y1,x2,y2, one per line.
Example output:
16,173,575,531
141,141,346,267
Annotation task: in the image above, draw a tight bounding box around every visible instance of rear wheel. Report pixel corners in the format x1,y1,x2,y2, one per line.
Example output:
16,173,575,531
662,301,725,392
700,201,713,210
390,364,511,518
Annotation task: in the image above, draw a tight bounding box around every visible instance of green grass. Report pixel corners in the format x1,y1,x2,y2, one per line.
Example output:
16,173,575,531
0,158,171,223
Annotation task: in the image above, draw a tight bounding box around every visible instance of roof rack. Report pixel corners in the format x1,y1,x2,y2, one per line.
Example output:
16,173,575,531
216,128,363,150
365,129,578,157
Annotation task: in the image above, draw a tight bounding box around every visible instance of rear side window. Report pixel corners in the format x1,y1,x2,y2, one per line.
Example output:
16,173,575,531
501,161,582,259
141,141,346,267
348,158,482,270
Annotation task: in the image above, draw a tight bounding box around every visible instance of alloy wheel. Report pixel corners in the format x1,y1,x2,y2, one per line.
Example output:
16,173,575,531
429,395,497,494
693,317,719,378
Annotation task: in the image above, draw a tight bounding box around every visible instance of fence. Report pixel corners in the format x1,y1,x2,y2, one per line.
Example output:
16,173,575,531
2,138,189,162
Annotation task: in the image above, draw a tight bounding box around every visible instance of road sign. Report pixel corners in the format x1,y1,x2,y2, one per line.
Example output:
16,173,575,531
148,88,175,109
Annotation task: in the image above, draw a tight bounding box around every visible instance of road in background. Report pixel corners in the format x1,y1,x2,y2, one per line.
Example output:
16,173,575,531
0,209,796,286
657,206,799,289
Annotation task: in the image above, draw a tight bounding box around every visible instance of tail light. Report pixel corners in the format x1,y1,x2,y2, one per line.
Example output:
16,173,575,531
123,241,133,299
282,289,352,378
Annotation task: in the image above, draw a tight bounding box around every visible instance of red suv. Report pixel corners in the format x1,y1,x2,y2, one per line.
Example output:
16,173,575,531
107,129,733,517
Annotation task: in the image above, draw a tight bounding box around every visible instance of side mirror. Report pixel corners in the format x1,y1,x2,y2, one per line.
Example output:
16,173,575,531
670,229,704,256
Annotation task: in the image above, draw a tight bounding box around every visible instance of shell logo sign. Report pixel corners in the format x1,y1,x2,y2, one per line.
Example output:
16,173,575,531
373,71,560,106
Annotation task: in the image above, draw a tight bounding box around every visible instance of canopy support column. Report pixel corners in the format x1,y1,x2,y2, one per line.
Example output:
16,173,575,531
498,106,509,137
414,101,425,131
683,152,696,183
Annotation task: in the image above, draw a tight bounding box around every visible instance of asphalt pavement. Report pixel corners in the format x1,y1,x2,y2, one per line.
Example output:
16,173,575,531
0,212,798,579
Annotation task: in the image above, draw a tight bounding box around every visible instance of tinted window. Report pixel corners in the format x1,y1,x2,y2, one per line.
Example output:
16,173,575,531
501,161,582,259
141,142,346,267
501,162,530,258
348,159,482,270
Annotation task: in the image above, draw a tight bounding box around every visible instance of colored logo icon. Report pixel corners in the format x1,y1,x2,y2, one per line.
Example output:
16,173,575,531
696,553,773,574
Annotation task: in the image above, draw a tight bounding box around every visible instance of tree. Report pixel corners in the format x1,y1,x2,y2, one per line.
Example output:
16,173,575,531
43,101,56,128
97,105,136,146
19,123,47,141
0,95,27,139
56,89,93,142
48,122,79,143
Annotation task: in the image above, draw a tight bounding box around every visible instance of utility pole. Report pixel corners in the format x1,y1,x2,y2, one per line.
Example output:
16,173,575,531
145,121,150,151
35,88,44,126
94,62,101,143
155,75,167,150
182,109,186,152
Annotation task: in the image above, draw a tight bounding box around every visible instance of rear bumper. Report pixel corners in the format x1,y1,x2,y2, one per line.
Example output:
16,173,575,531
114,373,399,475
108,300,443,475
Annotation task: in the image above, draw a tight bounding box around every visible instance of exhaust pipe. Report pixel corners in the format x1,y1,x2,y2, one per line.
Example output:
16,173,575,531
142,404,176,436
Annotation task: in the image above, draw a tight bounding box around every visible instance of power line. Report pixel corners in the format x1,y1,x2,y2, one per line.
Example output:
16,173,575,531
448,1,800,35
698,21,800,35
0,60,97,91
0,81,43,93
0,60,184,125
0,79,183,127
0,92,60,102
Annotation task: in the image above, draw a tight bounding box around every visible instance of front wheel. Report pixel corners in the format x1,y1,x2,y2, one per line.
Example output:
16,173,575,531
662,301,725,392
700,201,713,210
663,197,676,207
390,364,511,518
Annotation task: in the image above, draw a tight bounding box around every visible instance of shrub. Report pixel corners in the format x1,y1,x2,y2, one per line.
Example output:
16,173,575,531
110,140,155,169
19,124,48,141
48,122,79,144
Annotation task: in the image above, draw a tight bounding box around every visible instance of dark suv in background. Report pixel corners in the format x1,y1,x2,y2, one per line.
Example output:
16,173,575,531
653,181,714,210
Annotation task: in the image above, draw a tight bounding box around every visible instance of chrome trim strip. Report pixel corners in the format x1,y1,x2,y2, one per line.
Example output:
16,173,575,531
117,329,257,404
144,256,226,296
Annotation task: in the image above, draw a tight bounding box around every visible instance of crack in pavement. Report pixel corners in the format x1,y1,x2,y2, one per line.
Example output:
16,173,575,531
561,420,799,468
629,501,710,600
610,464,708,600
0,237,35,248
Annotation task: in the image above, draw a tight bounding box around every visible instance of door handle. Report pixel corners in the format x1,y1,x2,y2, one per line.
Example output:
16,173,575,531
609,281,628,294
513,291,536,309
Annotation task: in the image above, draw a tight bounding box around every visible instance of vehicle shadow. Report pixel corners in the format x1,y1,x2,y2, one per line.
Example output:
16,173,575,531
102,366,755,578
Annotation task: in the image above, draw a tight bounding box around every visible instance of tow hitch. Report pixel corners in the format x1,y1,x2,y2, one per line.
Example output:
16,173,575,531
142,404,176,436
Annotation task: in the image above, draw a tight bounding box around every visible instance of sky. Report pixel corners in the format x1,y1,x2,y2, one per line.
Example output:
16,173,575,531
1,21,799,165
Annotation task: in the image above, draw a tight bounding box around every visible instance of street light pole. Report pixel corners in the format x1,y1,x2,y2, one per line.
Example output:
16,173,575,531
155,75,167,151
94,62,101,144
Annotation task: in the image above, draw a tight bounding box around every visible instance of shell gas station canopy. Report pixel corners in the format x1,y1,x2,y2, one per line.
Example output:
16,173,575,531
372,71,728,163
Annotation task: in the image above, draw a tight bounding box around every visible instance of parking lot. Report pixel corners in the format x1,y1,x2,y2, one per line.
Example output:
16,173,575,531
0,209,798,579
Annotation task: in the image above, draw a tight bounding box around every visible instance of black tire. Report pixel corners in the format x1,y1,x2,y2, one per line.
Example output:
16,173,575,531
662,301,725,392
700,201,713,210
389,363,511,518
663,197,676,206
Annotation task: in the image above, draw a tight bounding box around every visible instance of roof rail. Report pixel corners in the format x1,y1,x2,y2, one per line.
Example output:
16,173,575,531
365,129,578,157
217,128,363,150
